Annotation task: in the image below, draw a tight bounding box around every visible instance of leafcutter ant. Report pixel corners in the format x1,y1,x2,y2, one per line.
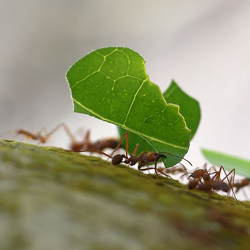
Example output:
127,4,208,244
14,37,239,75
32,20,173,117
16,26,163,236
188,165,237,200
77,131,192,178
0,123,120,152
157,163,188,179
233,178,250,199
233,178,250,192
58,124,119,151
188,163,217,182
0,124,66,144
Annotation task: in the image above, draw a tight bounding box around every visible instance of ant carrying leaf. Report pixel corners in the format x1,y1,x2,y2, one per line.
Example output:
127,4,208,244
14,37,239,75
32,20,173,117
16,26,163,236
66,47,192,168
75,132,192,178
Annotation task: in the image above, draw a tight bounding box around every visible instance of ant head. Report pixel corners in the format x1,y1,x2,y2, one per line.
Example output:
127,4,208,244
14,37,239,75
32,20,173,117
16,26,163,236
158,153,168,159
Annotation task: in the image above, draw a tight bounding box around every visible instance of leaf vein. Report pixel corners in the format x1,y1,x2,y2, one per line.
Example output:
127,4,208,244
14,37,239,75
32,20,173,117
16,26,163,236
123,79,147,126
73,98,188,150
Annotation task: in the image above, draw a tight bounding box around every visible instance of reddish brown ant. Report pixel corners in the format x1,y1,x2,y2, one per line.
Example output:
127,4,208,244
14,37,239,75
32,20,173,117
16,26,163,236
188,168,211,182
188,165,237,200
77,131,192,178
0,123,120,152
0,124,65,144
233,178,250,199
233,178,250,193
188,163,217,182
157,163,188,179
210,166,236,198
188,179,199,189
60,125,119,151
198,179,230,194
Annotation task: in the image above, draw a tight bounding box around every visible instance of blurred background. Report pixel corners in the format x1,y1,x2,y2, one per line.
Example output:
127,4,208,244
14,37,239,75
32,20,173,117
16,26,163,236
1,0,250,168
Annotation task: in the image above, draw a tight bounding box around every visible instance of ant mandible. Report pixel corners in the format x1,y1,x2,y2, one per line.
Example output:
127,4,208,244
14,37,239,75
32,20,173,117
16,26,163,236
77,131,192,178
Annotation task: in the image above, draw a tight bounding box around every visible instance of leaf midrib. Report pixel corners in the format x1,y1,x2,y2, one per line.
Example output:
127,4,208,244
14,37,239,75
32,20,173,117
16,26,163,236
73,98,188,150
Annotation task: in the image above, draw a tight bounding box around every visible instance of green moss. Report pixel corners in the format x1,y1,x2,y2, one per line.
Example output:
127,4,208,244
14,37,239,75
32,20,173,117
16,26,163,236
0,139,250,250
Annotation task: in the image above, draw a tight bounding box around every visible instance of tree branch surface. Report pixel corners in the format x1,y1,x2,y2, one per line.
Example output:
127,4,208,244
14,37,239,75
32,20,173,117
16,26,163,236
0,139,249,250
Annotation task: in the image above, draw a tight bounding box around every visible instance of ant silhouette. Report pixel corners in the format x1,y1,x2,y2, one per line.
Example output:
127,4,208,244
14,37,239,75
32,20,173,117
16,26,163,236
76,131,192,178
0,123,120,152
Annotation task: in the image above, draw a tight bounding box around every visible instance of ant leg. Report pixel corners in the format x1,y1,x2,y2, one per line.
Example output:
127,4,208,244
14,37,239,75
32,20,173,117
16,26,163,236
210,166,223,181
109,132,129,159
43,123,71,143
16,123,71,145
123,143,140,164
157,167,174,179
13,130,34,141
59,124,91,151
129,151,145,166
222,168,237,200
154,160,159,178
217,166,237,200
136,151,159,177
132,143,140,157
177,163,189,180
84,130,91,149
206,165,218,179
75,132,130,164
137,164,155,172
1,127,45,144
37,127,48,144
48,123,90,150
137,153,159,178
91,131,129,163
59,123,78,145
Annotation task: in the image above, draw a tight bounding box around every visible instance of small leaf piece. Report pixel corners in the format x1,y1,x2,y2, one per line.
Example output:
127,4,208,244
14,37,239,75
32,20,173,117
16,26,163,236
202,148,250,177
66,47,191,167
163,80,201,139
118,80,200,155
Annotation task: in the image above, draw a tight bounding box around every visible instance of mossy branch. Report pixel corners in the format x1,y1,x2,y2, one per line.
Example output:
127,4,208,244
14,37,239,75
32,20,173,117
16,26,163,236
0,139,249,250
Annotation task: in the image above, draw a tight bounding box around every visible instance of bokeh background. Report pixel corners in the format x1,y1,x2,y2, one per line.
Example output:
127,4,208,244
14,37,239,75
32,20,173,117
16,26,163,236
1,0,250,168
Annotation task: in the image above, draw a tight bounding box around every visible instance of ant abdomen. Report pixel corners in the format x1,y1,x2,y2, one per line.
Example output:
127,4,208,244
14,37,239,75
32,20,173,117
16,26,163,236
111,154,125,165
213,181,229,193
188,179,199,189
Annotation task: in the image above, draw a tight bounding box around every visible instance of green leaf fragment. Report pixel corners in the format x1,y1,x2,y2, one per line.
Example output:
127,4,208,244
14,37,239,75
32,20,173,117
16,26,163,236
163,80,201,139
202,148,250,177
66,47,191,167
118,80,200,157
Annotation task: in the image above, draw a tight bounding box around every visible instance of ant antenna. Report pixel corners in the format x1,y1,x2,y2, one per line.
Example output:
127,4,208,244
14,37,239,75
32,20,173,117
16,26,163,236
158,152,192,166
